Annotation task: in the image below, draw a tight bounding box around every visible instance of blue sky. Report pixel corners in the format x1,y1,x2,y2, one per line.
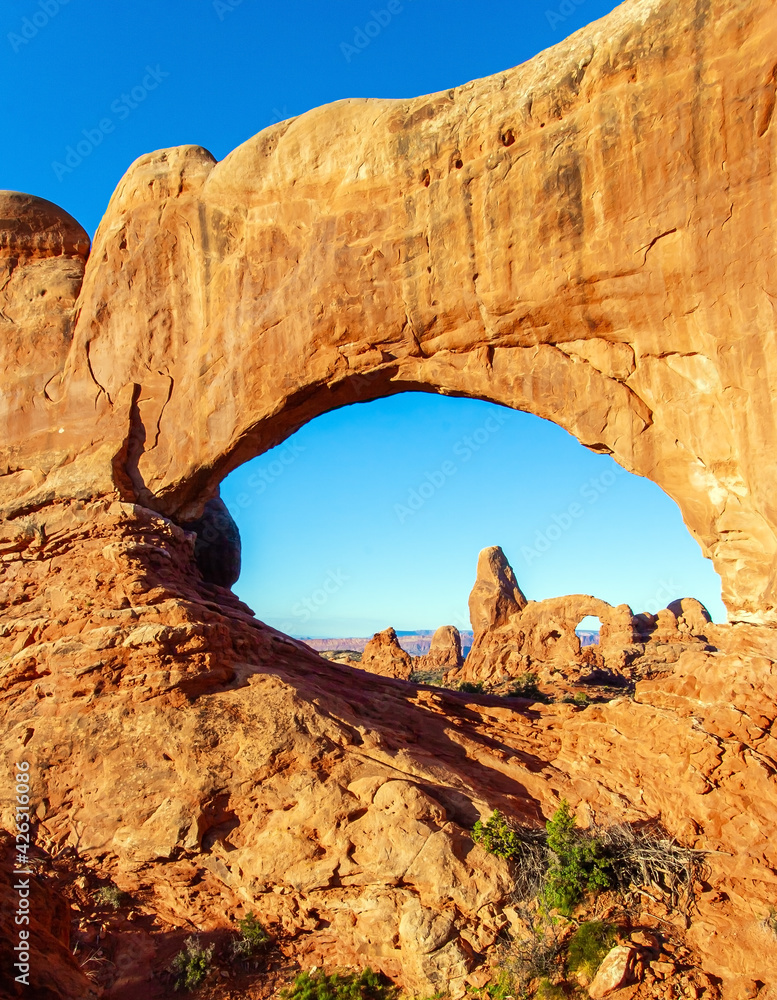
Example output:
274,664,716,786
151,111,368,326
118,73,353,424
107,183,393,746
2,0,726,634
222,396,725,635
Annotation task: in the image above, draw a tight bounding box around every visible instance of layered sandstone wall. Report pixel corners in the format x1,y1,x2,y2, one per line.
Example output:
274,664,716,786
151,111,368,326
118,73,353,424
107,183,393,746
458,546,719,686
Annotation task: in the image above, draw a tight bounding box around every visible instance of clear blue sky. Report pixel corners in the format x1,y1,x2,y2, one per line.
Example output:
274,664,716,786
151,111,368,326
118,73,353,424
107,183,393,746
2,0,726,634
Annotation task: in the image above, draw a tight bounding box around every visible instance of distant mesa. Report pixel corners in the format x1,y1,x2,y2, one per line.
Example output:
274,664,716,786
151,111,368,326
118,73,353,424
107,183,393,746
303,629,474,658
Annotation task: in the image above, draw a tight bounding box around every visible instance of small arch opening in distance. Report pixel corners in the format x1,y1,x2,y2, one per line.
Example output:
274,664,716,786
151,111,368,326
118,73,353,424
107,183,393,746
576,616,601,646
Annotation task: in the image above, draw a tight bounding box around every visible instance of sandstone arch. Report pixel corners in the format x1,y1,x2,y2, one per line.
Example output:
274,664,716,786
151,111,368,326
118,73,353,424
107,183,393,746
2,2,777,994
463,583,637,684
1,0,776,632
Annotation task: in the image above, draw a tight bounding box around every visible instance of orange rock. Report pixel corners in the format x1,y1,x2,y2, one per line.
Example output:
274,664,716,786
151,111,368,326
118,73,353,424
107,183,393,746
1,0,776,622
460,547,719,686
0,501,776,995
0,192,90,506
418,626,463,672
666,599,712,637
1,0,777,997
589,945,638,997
358,627,414,679
468,547,527,638
0,834,100,999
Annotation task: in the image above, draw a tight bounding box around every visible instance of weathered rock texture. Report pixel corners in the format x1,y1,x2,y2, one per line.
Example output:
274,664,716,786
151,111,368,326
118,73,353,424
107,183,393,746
1,0,777,623
468,547,527,637
1,0,777,996
418,625,464,672
1,501,776,999
0,833,100,1000
0,192,90,503
588,945,637,998
463,591,631,683
357,627,414,679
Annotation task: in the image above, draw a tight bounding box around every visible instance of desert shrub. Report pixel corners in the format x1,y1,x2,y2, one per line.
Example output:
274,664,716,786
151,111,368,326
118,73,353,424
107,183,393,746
506,672,550,703
409,670,446,686
471,809,549,899
458,681,484,694
561,692,590,707
593,821,707,915
73,941,113,984
474,804,612,907
765,908,777,938
482,968,513,1000
544,801,611,915
499,904,565,991
473,805,704,920
567,920,616,979
472,809,521,859
170,936,214,992
93,885,123,909
231,911,271,961
281,968,396,1000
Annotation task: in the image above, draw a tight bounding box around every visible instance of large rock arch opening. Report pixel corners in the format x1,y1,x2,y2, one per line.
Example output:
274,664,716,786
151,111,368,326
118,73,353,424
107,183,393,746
2,0,775,624
2,1,777,994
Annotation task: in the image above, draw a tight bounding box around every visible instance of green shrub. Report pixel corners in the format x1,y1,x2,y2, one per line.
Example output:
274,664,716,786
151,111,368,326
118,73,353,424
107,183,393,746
483,969,513,1000
506,672,550,703
458,681,484,694
93,885,123,910
561,693,590,706
170,936,214,992
535,978,566,1000
472,809,521,860
467,970,513,1000
472,805,615,916
473,806,704,933
231,911,271,961
567,921,616,979
543,801,611,915
472,810,550,900
281,968,396,1000
409,670,446,686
